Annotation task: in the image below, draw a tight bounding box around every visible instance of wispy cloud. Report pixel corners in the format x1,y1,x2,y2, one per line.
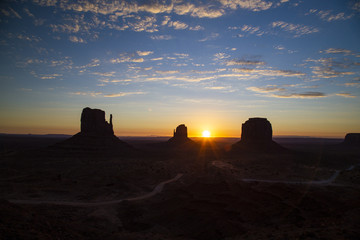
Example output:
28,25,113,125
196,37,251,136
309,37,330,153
232,68,305,77
271,92,327,99
104,91,146,97
214,53,230,60
136,50,153,56
271,21,319,37
199,33,219,42
311,66,354,78
335,93,356,98
226,59,266,66
150,35,172,40
92,71,116,77
69,36,86,43
2,7,22,19
156,70,180,74
247,86,286,93
71,91,102,97
151,57,164,61
189,25,204,31
320,48,354,55
229,24,266,37
219,0,273,12
308,9,353,22
110,54,144,63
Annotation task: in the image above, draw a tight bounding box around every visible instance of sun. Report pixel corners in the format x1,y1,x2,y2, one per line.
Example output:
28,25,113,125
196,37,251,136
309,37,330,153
202,130,211,138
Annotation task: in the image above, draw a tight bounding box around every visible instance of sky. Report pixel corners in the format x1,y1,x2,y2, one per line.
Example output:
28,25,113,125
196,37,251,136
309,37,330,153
1,0,360,138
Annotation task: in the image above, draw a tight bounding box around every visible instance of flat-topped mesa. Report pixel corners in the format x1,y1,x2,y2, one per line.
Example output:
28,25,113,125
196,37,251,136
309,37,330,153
231,117,286,153
168,124,191,144
80,107,114,136
241,117,272,143
344,133,360,146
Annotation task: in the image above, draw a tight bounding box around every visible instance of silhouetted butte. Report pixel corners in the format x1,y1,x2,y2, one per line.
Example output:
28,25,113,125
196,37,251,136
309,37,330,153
231,117,286,153
343,133,360,146
54,107,130,150
167,124,192,145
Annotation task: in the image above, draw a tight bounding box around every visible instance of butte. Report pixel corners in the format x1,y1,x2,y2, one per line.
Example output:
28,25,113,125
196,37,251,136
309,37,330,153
54,107,130,151
231,117,286,153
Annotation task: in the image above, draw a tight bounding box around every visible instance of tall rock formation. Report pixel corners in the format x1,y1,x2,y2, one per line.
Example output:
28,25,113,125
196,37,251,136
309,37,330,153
167,124,192,145
54,107,130,151
343,133,360,146
241,118,272,143
231,117,286,153
80,107,114,136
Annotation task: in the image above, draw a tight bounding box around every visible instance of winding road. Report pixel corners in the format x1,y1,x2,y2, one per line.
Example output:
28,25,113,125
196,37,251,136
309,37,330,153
212,160,359,186
9,173,183,207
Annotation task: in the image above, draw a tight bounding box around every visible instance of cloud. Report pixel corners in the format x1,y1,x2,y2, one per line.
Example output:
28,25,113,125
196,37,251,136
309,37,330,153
320,48,353,55
271,92,327,99
205,86,229,90
344,82,360,87
174,53,189,58
199,33,219,42
110,54,144,63
104,91,146,97
24,8,35,18
92,71,116,77
308,9,353,22
136,50,153,56
78,58,100,69
271,21,319,37
226,59,266,66
5,7,22,19
71,91,103,97
150,35,172,40
233,68,305,77
219,0,273,11
69,36,86,43
156,70,180,74
247,86,286,93
8,33,41,42
151,57,164,61
230,24,266,37
162,17,189,30
214,53,230,60
189,25,204,31
128,16,158,32
353,2,360,12
311,66,354,78
335,93,356,98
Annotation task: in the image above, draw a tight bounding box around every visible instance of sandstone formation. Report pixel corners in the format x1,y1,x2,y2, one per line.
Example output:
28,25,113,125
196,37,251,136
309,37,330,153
231,117,286,153
167,124,192,145
343,133,360,146
54,107,130,151
241,118,272,143
80,107,113,136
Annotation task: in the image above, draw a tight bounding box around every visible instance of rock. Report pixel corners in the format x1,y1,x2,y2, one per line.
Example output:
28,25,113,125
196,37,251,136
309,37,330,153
80,107,113,136
231,117,286,153
167,124,192,145
53,107,131,151
343,133,360,146
241,118,272,143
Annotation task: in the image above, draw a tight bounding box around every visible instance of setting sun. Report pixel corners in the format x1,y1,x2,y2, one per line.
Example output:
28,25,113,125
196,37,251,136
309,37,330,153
202,130,211,138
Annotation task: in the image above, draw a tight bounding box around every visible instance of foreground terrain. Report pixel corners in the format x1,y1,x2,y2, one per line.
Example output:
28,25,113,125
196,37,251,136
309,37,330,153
0,135,359,239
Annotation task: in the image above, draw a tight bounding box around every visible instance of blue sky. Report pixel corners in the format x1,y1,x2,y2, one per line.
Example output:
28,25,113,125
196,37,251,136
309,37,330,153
1,0,360,137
